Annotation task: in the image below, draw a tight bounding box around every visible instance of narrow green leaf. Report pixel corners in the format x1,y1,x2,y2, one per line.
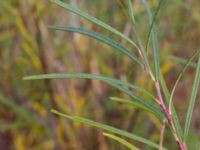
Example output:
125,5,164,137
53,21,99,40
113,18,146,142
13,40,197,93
167,50,200,142
51,109,167,150
103,132,139,150
117,0,129,17
184,53,200,141
110,97,162,118
142,0,163,81
126,0,152,77
0,120,31,130
50,0,141,53
23,73,165,119
49,26,142,66
24,72,153,98
0,94,34,123
159,73,170,101
159,73,184,140
127,0,136,24
169,56,197,68
145,0,164,53
169,50,200,114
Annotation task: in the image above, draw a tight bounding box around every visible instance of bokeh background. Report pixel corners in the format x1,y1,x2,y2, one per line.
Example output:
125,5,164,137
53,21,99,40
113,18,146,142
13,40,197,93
0,0,200,149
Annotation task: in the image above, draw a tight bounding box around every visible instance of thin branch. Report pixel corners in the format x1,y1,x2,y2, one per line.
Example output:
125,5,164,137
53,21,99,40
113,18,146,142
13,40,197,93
155,82,185,150
159,120,166,150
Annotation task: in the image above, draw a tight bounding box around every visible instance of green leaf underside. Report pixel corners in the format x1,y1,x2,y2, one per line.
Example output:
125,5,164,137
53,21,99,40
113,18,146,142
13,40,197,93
23,73,165,119
142,0,162,81
184,53,200,141
51,109,167,150
103,132,139,150
50,0,141,54
49,26,142,66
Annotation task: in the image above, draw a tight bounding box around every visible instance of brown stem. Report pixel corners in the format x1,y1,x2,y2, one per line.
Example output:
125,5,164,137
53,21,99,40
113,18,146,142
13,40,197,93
159,121,166,150
155,82,185,150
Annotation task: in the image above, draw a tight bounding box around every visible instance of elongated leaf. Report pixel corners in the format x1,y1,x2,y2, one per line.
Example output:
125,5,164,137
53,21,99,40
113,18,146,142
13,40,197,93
0,120,31,130
110,97,161,118
0,94,34,123
184,53,200,141
103,132,139,150
145,0,164,53
159,73,183,140
169,56,197,68
50,0,141,53
124,0,151,76
168,50,200,140
118,0,151,71
23,73,165,119
142,0,162,81
117,0,129,18
127,0,136,24
169,49,200,114
51,109,166,150
24,72,153,98
50,25,150,97
49,26,142,66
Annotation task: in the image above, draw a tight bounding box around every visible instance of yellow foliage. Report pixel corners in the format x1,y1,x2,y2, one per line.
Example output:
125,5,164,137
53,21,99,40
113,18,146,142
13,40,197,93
32,101,48,117
14,133,26,150
22,42,41,69
161,60,177,75
0,29,15,42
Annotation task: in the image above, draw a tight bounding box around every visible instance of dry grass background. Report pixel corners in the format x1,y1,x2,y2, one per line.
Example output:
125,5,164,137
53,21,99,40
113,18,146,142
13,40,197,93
0,0,200,149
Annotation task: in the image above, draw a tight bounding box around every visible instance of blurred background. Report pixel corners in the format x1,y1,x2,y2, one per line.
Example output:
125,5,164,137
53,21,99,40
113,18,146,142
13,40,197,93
0,0,200,149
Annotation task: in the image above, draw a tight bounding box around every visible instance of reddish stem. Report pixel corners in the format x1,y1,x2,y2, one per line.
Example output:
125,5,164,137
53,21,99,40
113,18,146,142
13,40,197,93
155,82,185,150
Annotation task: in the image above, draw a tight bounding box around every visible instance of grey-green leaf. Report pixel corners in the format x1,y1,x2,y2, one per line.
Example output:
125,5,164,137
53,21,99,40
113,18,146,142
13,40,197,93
49,26,142,66
159,73,184,140
169,56,197,68
184,53,200,141
127,0,136,24
145,0,164,53
142,0,163,81
169,50,200,118
0,94,34,123
110,97,161,118
23,73,165,119
103,132,139,150
49,0,141,53
51,109,167,150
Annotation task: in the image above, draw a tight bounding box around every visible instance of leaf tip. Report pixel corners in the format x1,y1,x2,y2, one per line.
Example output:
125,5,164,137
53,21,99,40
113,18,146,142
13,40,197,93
23,76,29,80
50,109,57,114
